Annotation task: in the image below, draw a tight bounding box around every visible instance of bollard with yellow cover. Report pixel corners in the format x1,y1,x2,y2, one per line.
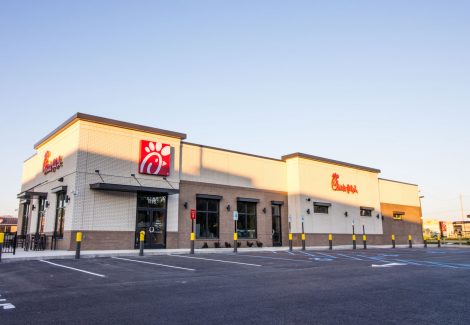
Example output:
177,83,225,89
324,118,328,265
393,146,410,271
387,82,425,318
0,232,4,262
437,234,441,248
75,231,83,259
408,234,413,248
328,234,333,250
288,233,293,252
139,230,145,256
392,234,396,248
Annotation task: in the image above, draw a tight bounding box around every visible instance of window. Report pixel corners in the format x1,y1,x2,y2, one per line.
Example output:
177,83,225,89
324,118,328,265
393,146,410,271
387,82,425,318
360,207,373,217
20,202,30,235
314,202,331,214
36,197,46,234
237,201,257,239
196,198,219,239
393,212,404,220
54,192,66,238
137,195,166,209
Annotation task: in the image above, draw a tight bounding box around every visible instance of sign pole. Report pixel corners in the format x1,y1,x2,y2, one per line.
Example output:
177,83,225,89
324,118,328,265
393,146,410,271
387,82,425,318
362,225,367,250
288,216,293,252
233,211,238,253
301,216,305,251
352,221,356,250
190,209,196,254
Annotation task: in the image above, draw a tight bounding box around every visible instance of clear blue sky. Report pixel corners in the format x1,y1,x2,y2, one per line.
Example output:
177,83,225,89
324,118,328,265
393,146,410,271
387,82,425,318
1,1,469,220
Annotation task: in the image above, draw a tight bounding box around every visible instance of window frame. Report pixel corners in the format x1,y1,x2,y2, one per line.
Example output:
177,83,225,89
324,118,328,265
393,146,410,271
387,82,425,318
237,201,257,239
195,197,220,239
360,207,373,217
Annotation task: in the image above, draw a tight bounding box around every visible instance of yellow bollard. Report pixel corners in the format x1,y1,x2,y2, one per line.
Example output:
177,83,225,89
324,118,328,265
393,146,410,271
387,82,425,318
75,232,82,259
392,234,396,248
328,234,333,250
139,230,145,256
408,234,412,248
0,232,4,262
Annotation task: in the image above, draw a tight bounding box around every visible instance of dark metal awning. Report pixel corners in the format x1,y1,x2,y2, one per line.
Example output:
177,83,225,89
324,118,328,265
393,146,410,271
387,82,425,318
90,183,179,195
237,197,260,203
314,202,332,207
17,191,48,199
196,194,223,200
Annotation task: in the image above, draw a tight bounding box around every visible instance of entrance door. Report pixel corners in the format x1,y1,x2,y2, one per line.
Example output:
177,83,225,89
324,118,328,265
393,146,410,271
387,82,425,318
135,193,167,249
272,204,282,246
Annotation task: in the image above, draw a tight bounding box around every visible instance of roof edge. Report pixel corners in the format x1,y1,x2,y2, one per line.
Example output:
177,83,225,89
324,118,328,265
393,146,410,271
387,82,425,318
182,141,284,162
379,178,418,187
282,152,381,173
34,112,187,149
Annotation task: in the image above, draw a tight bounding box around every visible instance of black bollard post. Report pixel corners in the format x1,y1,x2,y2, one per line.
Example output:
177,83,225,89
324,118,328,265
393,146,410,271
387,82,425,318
75,232,82,259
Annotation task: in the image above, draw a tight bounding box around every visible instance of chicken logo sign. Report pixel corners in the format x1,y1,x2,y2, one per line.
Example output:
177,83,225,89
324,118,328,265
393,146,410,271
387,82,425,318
139,140,171,176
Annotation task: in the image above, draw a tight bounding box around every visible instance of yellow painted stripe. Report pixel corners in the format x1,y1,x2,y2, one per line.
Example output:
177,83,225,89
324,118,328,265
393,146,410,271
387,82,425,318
190,233,195,241
233,233,238,241
288,233,293,241
76,232,82,242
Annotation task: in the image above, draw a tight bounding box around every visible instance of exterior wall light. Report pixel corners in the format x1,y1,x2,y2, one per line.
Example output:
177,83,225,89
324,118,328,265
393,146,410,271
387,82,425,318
45,201,50,208
262,207,267,214
344,211,348,217
183,202,188,209
226,205,231,212
31,205,36,211
307,208,311,214
306,198,311,202
376,214,380,219
58,177,64,182
65,195,71,203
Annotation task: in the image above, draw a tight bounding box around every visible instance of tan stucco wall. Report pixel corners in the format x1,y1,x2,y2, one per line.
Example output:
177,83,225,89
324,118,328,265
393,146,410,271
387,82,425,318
181,143,287,192
287,157,383,235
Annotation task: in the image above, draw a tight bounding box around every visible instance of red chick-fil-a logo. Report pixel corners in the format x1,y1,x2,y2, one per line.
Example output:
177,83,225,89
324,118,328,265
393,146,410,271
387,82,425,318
139,140,171,176
43,151,64,175
331,173,358,194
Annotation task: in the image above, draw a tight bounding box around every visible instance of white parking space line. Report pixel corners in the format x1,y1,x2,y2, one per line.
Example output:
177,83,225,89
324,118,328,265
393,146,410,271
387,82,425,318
170,255,262,267
240,255,314,263
298,251,318,258
112,257,196,271
335,253,365,261
314,252,337,259
0,294,15,311
39,260,106,278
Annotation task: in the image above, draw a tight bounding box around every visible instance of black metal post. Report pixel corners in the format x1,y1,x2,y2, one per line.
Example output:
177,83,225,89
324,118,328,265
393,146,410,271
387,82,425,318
363,225,367,250
301,222,305,251
139,230,145,256
352,224,356,250
289,221,292,252
75,232,82,259
234,220,238,253
0,233,4,263
329,234,333,250
190,219,195,255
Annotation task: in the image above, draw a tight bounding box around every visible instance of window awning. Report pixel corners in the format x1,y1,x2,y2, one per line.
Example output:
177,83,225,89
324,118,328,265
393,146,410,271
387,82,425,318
314,202,332,207
237,197,260,203
51,186,67,193
271,201,284,206
17,191,48,199
89,183,179,195
196,194,223,200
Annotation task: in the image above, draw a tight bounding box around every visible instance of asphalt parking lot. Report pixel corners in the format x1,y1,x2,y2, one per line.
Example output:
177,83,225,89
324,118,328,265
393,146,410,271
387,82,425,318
1,247,469,324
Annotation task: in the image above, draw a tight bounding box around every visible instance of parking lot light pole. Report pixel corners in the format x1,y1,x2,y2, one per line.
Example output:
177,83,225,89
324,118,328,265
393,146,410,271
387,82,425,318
75,232,82,259
139,231,145,256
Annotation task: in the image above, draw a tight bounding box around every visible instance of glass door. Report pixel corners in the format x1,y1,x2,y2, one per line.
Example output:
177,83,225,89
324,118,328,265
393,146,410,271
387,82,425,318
272,204,282,246
135,193,167,249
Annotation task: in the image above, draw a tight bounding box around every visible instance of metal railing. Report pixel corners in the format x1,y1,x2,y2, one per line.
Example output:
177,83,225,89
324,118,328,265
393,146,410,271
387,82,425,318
1,232,17,255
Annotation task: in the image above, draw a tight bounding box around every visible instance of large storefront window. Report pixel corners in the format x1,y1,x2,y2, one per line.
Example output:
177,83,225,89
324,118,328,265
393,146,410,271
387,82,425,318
54,192,66,238
237,201,257,239
196,198,219,239
36,197,46,234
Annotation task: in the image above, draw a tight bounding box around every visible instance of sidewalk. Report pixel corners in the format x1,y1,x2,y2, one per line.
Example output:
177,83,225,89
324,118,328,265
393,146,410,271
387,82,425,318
0,244,437,262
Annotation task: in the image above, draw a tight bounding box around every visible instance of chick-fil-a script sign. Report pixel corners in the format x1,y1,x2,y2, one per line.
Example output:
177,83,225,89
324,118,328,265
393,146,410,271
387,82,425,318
139,140,171,176
43,151,64,175
331,173,358,194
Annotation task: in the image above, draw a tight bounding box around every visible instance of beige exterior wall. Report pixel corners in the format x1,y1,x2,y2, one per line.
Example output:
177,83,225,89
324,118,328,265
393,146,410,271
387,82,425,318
378,179,421,207
287,157,383,235
72,120,182,233
181,143,287,192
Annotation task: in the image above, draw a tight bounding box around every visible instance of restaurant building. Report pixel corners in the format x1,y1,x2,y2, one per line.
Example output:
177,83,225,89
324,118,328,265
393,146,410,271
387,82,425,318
17,113,423,250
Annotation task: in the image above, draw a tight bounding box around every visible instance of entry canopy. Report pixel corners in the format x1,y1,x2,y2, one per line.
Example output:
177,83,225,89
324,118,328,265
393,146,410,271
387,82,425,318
89,183,179,195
